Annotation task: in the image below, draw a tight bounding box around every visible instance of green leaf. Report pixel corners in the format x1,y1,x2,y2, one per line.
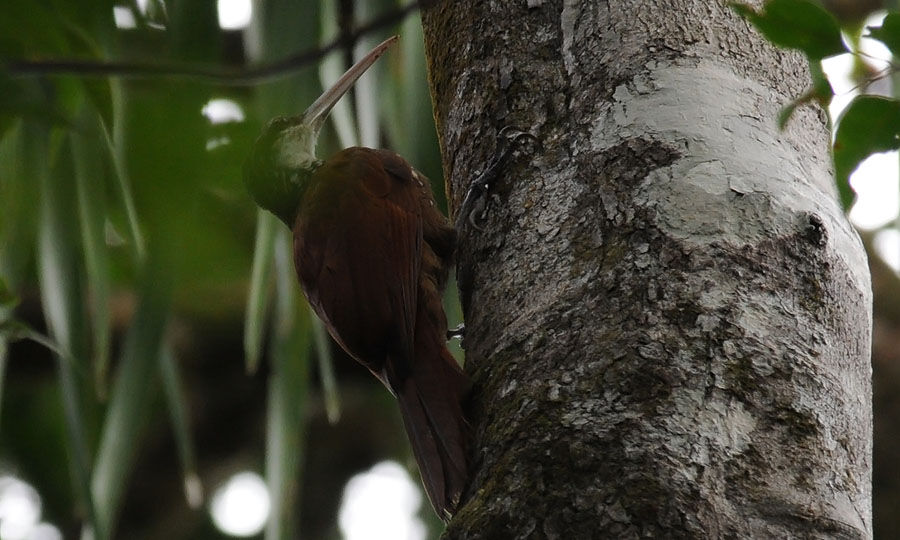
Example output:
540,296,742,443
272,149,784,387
91,264,171,540
311,316,340,424
159,344,203,509
0,75,72,135
63,22,115,129
0,319,64,355
0,337,6,432
0,276,15,308
0,0,70,57
99,89,146,261
265,231,311,540
244,210,277,374
33,123,102,539
381,13,445,209
352,0,393,148
833,95,900,209
0,288,13,423
731,0,848,59
318,0,359,148
49,0,117,48
37,133,90,356
71,120,112,399
0,123,41,289
809,60,835,109
867,13,900,57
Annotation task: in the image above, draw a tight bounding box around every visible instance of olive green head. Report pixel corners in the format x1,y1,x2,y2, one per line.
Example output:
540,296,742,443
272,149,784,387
243,36,398,227
243,116,318,227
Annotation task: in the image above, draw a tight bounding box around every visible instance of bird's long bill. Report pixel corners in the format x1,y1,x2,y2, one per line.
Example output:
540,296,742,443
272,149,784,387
301,35,399,133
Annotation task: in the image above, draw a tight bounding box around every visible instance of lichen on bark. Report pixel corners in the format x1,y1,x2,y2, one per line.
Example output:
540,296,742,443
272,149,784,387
421,1,872,538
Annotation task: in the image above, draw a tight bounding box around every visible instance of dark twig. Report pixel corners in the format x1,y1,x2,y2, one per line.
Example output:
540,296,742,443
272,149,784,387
5,2,420,86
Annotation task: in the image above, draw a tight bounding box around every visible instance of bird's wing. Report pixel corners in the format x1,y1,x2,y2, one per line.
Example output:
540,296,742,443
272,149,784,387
294,147,421,387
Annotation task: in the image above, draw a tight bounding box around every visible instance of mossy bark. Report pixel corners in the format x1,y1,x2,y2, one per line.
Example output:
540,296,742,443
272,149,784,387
422,1,872,538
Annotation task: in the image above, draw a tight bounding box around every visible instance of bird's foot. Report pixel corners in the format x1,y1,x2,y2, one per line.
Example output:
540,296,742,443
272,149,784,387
446,324,465,341
455,127,538,231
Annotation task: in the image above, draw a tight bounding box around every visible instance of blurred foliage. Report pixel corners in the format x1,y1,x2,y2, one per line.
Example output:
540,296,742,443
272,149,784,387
822,0,884,26
731,0,847,60
733,0,900,208
0,0,447,538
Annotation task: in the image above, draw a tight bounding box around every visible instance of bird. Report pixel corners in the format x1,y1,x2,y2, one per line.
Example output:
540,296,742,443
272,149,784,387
243,36,469,520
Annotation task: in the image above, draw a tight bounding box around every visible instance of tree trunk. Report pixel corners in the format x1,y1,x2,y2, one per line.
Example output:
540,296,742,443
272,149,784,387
421,1,872,538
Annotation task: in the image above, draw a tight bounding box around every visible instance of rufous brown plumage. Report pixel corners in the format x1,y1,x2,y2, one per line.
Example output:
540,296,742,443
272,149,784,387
243,37,469,519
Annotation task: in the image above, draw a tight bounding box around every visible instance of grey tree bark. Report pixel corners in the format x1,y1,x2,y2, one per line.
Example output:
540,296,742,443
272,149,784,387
421,1,872,538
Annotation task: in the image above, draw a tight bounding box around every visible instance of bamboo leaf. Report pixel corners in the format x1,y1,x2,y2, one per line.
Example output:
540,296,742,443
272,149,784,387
0,319,64,356
245,210,277,374
71,119,112,399
1,244,59,360
0,76,72,135
381,12,443,206
319,0,359,148
99,95,146,261
0,273,11,429
159,344,203,508
310,316,340,424
245,0,321,114
33,123,101,539
0,338,6,432
0,276,15,307
0,279,11,422
397,12,435,164
352,0,393,148
89,264,171,539
265,231,311,540
0,122,40,290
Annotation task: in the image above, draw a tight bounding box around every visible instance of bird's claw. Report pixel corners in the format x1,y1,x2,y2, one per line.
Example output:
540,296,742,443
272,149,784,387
447,324,465,340
464,183,489,231
455,127,538,231
497,126,539,149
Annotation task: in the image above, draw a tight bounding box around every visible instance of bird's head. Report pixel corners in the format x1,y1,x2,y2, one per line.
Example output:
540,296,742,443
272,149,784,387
243,35,398,227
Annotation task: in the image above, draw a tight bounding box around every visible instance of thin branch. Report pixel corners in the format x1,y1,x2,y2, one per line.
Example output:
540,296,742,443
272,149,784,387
844,65,893,95
4,2,420,86
854,49,900,73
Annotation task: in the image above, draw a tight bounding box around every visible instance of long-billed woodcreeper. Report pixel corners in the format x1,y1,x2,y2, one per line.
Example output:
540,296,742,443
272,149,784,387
243,37,468,519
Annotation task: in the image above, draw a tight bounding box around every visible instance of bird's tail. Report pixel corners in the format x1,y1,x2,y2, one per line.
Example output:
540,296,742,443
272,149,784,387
395,345,469,521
